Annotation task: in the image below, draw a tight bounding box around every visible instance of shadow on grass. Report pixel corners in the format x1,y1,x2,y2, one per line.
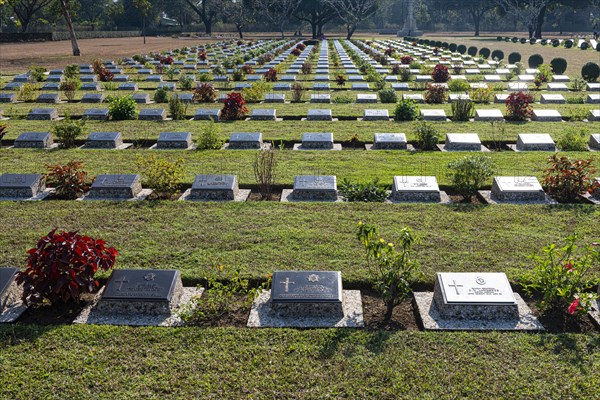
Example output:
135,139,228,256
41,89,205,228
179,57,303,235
535,333,600,373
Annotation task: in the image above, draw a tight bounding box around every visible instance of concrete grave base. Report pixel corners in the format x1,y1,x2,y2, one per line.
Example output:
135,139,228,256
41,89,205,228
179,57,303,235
247,290,364,328
245,118,283,122
0,302,28,323
437,144,490,152
292,143,342,151
0,188,53,201
81,189,153,201
507,144,557,152
222,143,271,150
387,191,452,204
178,188,251,202
8,143,60,150
356,118,391,122
589,300,600,329
413,292,544,331
81,143,133,150
301,118,339,122
478,190,558,205
0,281,27,323
148,143,197,151
581,192,600,205
280,189,343,203
365,144,416,151
74,287,203,327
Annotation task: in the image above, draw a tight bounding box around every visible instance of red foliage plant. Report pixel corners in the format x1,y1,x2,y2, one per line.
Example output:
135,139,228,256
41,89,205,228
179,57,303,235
240,65,255,74
263,68,278,82
92,59,114,82
400,55,414,65
221,92,248,120
505,91,533,121
193,83,217,103
542,154,599,202
384,47,394,57
431,64,450,83
15,229,118,305
45,161,93,200
296,43,306,51
198,51,207,61
424,82,448,104
291,48,302,56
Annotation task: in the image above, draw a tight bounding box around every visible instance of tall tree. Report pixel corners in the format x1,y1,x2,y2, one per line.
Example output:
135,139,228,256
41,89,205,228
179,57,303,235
182,0,220,34
133,0,151,43
495,0,550,38
292,0,336,39
254,0,301,39
6,0,53,32
323,0,380,39
222,0,254,39
56,0,80,55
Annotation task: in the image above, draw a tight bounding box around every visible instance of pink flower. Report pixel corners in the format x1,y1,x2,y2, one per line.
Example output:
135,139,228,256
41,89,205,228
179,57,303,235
563,262,573,271
568,298,579,315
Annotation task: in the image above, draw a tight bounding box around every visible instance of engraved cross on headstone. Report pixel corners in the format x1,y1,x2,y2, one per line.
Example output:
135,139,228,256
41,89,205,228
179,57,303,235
114,276,129,291
279,277,295,293
448,280,463,295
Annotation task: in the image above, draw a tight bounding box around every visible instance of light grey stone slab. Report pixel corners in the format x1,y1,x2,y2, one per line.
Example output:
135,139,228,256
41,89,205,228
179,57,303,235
442,133,482,151
154,131,194,150
264,94,285,103
182,174,246,201
587,94,600,104
85,174,143,200
310,94,331,103
490,176,546,202
508,82,528,91
589,109,600,121
356,94,377,103
251,108,277,121
518,74,534,82
306,109,333,121
552,75,570,82
371,133,407,150
589,134,600,150
421,109,447,121
494,94,509,103
139,108,166,121
547,83,568,91
0,267,27,323
449,94,470,102
84,132,127,149
294,132,338,150
403,94,424,103
194,108,221,121
475,109,503,121
540,94,566,104
287,175,338,201
14,131,54,148
390,176,442,203
363,109,389,121
515,134,556,151
587,83,600,91
531,109,562,122
226,132,264,149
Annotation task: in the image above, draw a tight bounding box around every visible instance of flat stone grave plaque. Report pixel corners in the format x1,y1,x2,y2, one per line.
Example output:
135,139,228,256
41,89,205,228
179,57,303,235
228,132,263,149
80,75,97,82
292,175,337,201
403,94,424,103
307,109,333,121
385,76,398,82
83,108,109,121
87,174,142,199
146,75,162,82
552,75,570,82
27,108,59,120
3,83,22,91
81,93,105,103
444,133,482,151
449,94,470,102
484,75,501,82
234,83,251,91
352,83,370,90
531,109,562,122
474,109,503,121
508,82,528,91
41,83,59,91
421,109,447,121
188,174,239,200
0,174,45,198
416,75,432,81
13,74,31,82
589,110,600,121
138,69,152,74
540,94,566,104
391,176,441,202
0,267,26,322
372,133,407,150
587,94,600,104
310,94,331,103
516,134,556,151
156,132,193,149
101,269,180,303
490,176,545,202
518,74,534,82
113,75,130,82
0,94,16,103
175,94,194,103
348,75,364,82
589,134,600,150
85,132,123,149
246,75,261,81
547,83,568,91
587,83,600,91
312,83,330,91
1,267,19,301
251,109,276,121
356,94,377,103
118,83,138,91
132,94,151,104
273,83,290,91
494,94,510,103
36,93,60,103
392,83,409,90
139,108,166,121
194,108,221,121
464,69,481,75
364,109,389,121
14,131,53,148
314,75,330,82
81,83,101,91
300,132,334,149
271,271,342,304
264,94,285,103
434,272,518,320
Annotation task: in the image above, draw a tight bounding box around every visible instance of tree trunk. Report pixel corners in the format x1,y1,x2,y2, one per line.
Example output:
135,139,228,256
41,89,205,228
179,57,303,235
59,0,80,56
384,302,394,322
470,9,480,37
236,24,244,39
204,20,212,34
346,25,356,40
535,5,547,39
143,16,146,44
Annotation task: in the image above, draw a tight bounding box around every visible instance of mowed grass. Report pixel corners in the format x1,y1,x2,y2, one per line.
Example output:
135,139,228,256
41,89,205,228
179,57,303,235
0,202,597,284
0,325,599,399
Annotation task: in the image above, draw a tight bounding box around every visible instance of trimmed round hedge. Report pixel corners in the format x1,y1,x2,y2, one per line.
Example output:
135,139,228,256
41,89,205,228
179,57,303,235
582,62,600,82
457,44,467,54
564,39,573,48
449,43,457,52
508,52,521,64
491,50,504,61
528,54,544,68
479,48,490,58
550,57,567,74
467,46,477,56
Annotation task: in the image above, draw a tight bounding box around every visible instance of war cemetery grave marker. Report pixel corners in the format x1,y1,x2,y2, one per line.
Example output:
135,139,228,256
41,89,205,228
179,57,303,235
589,134,600,150
414,272,543,331
0,94,16,103
475,109,503,121
250,109,278,121
293,132,341,150
81,93,105,103
531,109,563,122
479,176,555,204
83,132,131,149
180,174,250,202
439,133,488,152
36,93,61,103
194,109,221,121
132,94,151,104
225,132,268,149
587,94,600,104
589,110,600,122
363,109,390,121
305,109,334,121
366,133,408,150
281,175,340,202
83,108,109,121
84,174,151,201
13,132,56,149
75,269,202,327
511,134,556,151
310,94,331,103
421,109,447,122
152,132,195,150
26,108,59,121
0,267,28,323
247,271,364,328
389,176,449,203
139,108,167,121
0,174,50,200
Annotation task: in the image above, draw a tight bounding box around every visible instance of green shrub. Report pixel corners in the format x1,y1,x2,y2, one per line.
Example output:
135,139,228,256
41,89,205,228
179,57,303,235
451,98,474,121
60,79,80,102
394,98,420,121
29,65,47,82
378,88,397,103
197,73,213,82
51,115,85,148
135,154,185,198
491,50,504,61
447,155,495,200
448,79,470,92
528,54,544,68
196,119,224,150
414,121,439,150
153,86,170,103
339,178,388,202
470,86,493,104
107,95,137,120
467,46,477,56
18,82,38,102
556,129,589,151
569,76,586,92
179,75,194,90
581,62,600,82
168,95,188,120
508,52,521,64
63,64,79,80
479,48,490,58
550,57,568,74
242,81,270,103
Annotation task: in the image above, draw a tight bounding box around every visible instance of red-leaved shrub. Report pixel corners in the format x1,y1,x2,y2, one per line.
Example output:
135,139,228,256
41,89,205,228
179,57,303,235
505,91,533,121
384,47,394,57
296,43,306,51
221,92,248,120
431,64,450,83
542,155,599,202
193,83,217,103
198,51,207,61
401,55,414,65
263,68,278,82
46,161,93,200
424,83,448,104
16,229,118,304
291,48,302,56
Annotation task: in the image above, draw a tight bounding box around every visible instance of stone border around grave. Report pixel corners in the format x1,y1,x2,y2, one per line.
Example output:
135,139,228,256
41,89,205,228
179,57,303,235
8,144,60,150
247,289,364,328
280,189,343,203
365,144,416,151
244,117,284,122
0,188,53,201
80,189,153,202
589,300,600,329
74,287,203,327
222,143,272,150
178,188,251,202
0,282,27,323
436,144,491,152
80,143,133,150
292,143,343,151
580,193,600,205
506,144,557,152
386,191,452,204
300,118,339,122
478,191,558,205
148,143,197,151
413,292,544,331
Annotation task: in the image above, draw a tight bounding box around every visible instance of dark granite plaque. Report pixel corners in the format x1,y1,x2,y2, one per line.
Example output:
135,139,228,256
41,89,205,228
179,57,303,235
139,108,166,121
132,94,151,104
80,75,98,82
0,173,45,198
0,93,16,103
273,83,291,91
46,75,64,82
118,83,138,91
87,174,142,199
3,83,23,91
194,109,221,120
26,108,59,121
0,267,18,299
158,83,175,91
228,132,262,149
113,75,130,82
271,271,342,303
14,132,53,148
36,93,60,103
189,174,239,200
156,132,192,149
83,108,109,121
13,74,31,82
81,83,101,91
146,75,163,82
41,83,60,91
176,94,194,103
85,132,123,149
251,109,276,121
102,269,179,302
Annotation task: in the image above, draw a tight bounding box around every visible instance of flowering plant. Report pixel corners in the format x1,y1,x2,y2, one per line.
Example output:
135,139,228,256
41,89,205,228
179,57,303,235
400,55,414,65
431,64,450,83
220,92,248,120
505,91,533,121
